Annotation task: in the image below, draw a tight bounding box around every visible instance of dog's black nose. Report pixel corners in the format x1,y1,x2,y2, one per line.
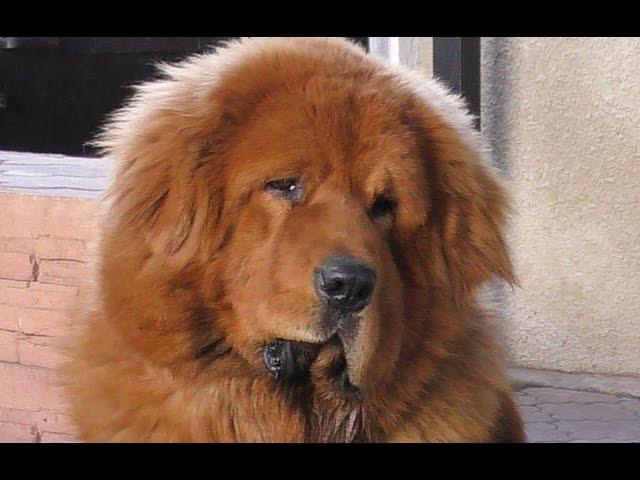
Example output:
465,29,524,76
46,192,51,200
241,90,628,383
315,255,376,312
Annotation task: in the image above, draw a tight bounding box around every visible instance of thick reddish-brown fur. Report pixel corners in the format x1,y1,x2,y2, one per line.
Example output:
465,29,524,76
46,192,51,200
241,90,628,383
60,37,526,442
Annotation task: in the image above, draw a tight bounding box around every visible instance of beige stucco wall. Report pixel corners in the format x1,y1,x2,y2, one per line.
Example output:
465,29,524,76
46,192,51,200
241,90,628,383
481,37,640,376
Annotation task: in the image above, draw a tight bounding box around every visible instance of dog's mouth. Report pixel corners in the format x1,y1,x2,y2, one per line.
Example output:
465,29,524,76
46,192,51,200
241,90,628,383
262,339,320,381
262,336,360,398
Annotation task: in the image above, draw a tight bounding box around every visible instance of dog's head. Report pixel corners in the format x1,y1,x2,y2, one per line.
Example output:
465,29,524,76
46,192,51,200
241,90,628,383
97,38,514,399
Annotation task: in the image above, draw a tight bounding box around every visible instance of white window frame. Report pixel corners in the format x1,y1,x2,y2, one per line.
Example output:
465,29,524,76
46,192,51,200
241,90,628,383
368,37,433,76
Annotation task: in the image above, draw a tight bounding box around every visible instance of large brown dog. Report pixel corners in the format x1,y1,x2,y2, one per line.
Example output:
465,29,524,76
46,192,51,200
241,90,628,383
61,37,525,442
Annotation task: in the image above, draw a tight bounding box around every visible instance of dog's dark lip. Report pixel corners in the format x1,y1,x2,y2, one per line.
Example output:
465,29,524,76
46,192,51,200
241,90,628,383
262,334,361,398
262,339,320,381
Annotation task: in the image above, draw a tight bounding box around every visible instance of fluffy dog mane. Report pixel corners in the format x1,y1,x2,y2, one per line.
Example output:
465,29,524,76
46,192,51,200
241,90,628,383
61,37,524,442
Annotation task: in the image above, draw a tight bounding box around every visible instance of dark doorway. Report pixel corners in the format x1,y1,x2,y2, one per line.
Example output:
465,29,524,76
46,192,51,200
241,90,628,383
433,37,481,130
0,37,369,156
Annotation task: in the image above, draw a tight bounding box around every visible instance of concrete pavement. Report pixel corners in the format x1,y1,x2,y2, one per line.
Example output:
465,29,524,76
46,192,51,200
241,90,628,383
511,368,640,443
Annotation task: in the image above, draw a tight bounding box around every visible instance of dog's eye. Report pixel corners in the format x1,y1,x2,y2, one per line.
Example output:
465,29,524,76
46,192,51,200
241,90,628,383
369,195,397,219
265,178,303,202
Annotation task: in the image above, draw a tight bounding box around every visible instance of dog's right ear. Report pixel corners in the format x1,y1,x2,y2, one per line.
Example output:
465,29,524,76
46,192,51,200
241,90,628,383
94,63,236,264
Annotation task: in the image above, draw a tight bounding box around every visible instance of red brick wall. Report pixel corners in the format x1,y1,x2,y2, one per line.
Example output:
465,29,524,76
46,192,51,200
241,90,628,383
0,193,97,442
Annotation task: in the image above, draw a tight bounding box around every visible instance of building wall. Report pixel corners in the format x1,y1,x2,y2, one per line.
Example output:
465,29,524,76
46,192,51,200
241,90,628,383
0,193,95,442
481,37,640,375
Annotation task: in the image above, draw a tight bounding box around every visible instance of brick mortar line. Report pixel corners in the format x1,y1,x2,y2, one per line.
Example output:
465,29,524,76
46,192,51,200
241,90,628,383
0,282,80,288
0,236,90,246
1,284,83,291
38,258,86,263
0,327,56,338
0,417,72,435
0,304,73,312
0,359,54,372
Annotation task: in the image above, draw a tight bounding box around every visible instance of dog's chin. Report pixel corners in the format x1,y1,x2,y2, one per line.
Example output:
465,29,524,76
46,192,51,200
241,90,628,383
262,335,362,399
324,352,362,398
310,336,362,398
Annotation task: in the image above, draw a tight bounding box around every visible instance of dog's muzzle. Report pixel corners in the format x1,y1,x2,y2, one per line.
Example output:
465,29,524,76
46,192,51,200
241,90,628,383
262,254,375,396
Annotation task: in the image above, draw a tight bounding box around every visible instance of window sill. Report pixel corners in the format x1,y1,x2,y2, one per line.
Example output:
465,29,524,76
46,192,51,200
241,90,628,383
0,150,112,199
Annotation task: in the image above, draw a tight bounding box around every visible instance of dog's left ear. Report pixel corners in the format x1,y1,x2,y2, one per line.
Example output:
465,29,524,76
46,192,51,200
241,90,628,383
403,86,516,305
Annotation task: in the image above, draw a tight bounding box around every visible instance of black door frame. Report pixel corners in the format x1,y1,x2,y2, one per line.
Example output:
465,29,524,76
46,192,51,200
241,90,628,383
433,37,481,130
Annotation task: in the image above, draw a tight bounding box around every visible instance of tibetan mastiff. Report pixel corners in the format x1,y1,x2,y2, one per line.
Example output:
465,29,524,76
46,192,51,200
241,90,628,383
61,37,525,442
